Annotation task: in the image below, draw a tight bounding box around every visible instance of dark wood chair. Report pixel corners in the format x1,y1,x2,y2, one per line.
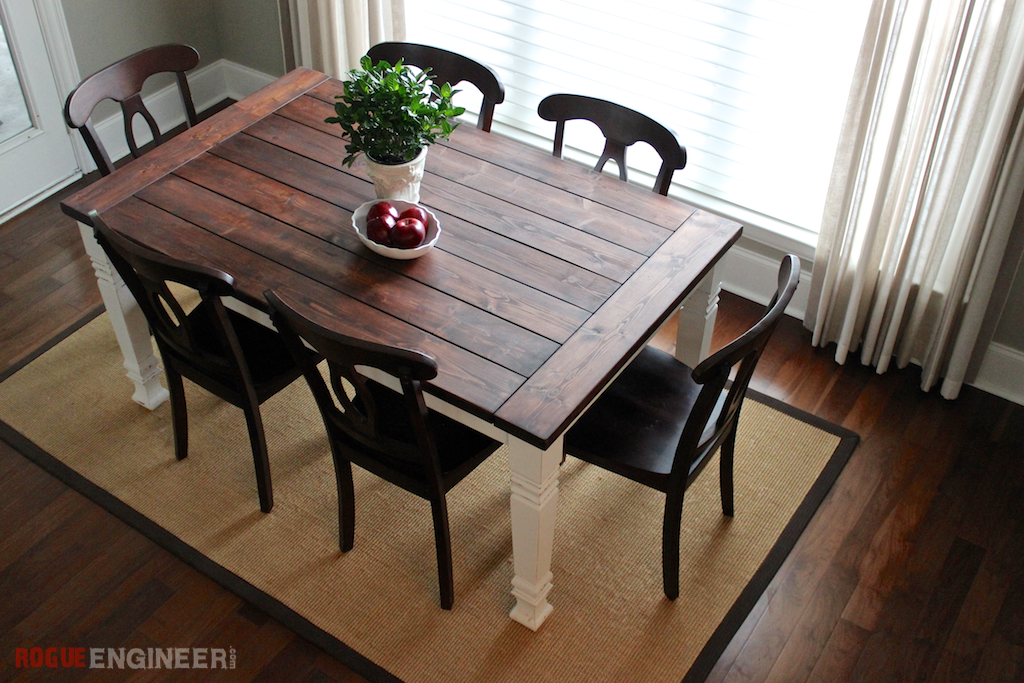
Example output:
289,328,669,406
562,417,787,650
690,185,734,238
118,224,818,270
564,255,800,599
64,44,200,176
90,211,309,513
366,42,505,132
265,290,502,610
537,93,687,195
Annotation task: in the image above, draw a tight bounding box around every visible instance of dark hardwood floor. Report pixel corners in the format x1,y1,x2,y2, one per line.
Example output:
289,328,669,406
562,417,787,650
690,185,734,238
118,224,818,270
1,181,1022,682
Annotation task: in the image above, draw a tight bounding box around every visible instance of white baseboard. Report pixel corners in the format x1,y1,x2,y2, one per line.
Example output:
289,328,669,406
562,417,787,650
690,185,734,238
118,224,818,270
90,59,276,172
971,343,1024,406
718,243,810,319
718,247,1024,406
216,60,281,102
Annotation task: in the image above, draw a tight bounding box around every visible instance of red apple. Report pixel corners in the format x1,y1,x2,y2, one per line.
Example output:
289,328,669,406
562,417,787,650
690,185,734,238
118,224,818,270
399,205,430,226
390,216,426,248
367,201,399,223
365,214,396,245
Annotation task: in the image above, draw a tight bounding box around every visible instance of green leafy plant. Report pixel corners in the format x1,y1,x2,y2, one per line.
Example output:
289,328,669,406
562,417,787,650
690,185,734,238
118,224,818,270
326,56,466,166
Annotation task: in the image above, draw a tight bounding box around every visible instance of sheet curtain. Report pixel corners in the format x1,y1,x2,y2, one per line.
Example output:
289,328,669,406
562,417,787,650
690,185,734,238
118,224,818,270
288,0,405,78
804,0,1024,398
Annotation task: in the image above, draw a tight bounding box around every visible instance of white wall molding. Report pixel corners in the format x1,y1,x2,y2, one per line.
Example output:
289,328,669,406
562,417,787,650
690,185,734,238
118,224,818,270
32,0,92,170
217,60,280,102
971,343,1024,406
718,243,810,319
715,245,1024,406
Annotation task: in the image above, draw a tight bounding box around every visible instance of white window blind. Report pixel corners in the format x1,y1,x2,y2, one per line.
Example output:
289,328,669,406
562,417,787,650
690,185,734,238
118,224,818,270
403,0,870,247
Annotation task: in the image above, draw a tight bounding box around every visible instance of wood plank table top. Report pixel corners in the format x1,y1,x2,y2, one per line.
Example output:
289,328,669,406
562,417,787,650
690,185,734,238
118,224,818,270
61,67,741,452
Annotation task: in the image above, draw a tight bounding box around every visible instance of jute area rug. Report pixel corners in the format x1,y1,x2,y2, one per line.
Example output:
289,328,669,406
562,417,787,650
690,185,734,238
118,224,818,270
0,312,858,683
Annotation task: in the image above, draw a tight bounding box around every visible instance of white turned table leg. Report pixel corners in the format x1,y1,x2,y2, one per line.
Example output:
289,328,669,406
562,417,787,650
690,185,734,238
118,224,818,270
676,264,721,367
508,434,561,631
78,222,169,410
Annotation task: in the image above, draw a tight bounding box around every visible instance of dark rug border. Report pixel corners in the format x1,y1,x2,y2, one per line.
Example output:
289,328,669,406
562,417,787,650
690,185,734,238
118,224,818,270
0,314,859,683
0,418,401,683
681,390,859,683
0,305,104,385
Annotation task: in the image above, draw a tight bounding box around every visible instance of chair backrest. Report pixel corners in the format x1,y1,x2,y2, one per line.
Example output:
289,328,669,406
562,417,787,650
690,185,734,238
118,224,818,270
90,211,252,386
265,290,444,478
672,255,801,482
366,42,505,132
65,44,200,176
537,94,687,195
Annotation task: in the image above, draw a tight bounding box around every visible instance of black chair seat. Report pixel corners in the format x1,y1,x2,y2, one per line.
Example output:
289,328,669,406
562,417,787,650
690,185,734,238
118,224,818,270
183,301,300,396
346,379,500,492
564,255,800,599
566,346,725,490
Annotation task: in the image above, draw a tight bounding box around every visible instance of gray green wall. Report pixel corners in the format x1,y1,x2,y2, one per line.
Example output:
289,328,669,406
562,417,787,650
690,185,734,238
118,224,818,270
60,0,284,82
60,0,221,78
213,0,286,77
991,226,1024,350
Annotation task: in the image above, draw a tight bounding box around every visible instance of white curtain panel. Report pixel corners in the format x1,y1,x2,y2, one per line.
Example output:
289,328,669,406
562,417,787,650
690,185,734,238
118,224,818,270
290,0,406,78
805,0,1024,398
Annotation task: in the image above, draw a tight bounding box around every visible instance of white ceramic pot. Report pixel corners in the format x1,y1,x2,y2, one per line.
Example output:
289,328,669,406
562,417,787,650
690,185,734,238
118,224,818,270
363,148,428,202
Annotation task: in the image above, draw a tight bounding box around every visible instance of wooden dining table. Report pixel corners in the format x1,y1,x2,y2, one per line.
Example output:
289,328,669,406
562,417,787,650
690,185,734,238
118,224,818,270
61,67,742,630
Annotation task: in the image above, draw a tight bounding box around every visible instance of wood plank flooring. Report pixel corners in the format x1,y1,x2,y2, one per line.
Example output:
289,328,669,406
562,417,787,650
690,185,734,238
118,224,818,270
2,180,1022,682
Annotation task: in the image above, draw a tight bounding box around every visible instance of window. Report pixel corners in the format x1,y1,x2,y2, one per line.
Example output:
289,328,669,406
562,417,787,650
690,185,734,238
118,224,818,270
404,0,871,248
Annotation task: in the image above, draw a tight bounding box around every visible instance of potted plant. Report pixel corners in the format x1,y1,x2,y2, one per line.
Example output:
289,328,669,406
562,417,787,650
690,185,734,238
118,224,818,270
325,56,465,202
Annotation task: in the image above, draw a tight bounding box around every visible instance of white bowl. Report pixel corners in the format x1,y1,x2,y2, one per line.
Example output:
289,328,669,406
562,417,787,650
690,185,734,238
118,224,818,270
352,199,441,260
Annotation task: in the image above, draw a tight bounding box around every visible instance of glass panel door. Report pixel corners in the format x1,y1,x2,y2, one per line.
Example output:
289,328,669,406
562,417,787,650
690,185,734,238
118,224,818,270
0,15,32,145
0,0,79,219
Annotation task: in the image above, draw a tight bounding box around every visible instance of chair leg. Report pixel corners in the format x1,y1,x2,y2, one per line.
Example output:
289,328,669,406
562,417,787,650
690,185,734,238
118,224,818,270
166,369,188,461
662,492,684,600
331,452,355,553
241,401,273,513
430,496,455,610
720,425,737,517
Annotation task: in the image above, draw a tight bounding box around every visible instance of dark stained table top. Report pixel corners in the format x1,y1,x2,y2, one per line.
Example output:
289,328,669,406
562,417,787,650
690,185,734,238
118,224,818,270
62,68,742,450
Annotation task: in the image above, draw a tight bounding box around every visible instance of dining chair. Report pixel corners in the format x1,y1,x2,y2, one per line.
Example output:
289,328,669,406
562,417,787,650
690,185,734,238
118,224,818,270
64,44,200,176
537,93,687,195
366,42,505,132
90,211,310,513
564,255,800,599
265,290,503,610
